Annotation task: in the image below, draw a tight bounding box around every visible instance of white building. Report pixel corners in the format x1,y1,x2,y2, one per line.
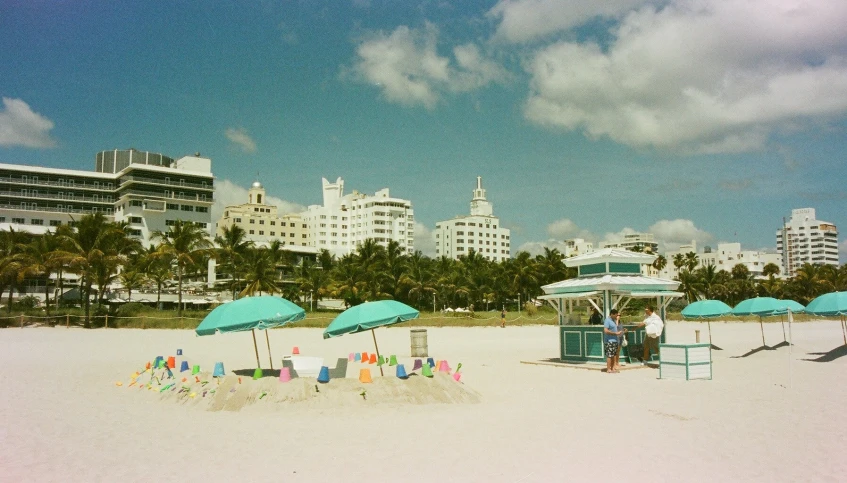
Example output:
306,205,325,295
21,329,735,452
0,149,214,245
435,177,511,262
601,232,658,253
215,181,311,249
300,177,415,258
562,238,594,258
776,208,839,276
660,241,783,279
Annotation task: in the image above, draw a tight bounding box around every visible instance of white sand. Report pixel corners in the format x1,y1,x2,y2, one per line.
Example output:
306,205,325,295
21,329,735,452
2,320,847,482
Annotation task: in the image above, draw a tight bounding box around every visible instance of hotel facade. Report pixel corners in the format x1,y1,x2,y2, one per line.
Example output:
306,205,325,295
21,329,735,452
435,177,511,262
300,177,415,258
776,208,839,276
215,181,310,249
0,149,214,245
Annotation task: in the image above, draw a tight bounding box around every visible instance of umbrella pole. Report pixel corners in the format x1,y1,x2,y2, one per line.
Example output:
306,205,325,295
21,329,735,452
842,315,846,346
251,329,261,369
759,316,766,347
371,329,384,377
781,315,787,343
265,330,274,370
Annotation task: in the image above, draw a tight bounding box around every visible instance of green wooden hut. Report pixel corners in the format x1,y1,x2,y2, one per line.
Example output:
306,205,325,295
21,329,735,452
539,248,682,363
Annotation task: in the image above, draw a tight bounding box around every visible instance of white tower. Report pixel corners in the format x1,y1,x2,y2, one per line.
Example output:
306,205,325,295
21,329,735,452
470,176,493,216
248,181,265,205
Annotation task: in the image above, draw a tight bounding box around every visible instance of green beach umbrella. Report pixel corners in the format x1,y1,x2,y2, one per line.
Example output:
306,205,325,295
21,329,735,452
805,291,847,346
196,295,306,370
681,300,733,350
733,297,786,349
323,300,419,376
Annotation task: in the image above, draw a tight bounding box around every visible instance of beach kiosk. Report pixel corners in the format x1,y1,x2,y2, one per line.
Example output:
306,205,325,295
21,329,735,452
538,249,682,364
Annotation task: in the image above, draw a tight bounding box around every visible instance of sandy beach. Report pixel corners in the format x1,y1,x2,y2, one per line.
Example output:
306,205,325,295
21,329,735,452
2,320,846,482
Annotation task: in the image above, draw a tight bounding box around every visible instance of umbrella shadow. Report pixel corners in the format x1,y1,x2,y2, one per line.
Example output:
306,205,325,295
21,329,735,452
802,345,847,363
731,345,776,358
709,344,723,351
770,341,793,349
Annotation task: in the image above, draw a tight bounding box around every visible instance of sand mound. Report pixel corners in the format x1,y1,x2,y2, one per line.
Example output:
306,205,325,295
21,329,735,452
128,370,480,411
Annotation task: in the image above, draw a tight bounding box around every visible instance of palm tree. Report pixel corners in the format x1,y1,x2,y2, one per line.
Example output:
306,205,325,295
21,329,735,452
214,225,252,297
56,213,123,327
240,247,280,297
119,269,145,302
16,230,62,314
787,263,833,304
652,254,667,273
143,246,173,307
151,221,213,316
400,251,435,309
0,228,28,313
331,254,366,307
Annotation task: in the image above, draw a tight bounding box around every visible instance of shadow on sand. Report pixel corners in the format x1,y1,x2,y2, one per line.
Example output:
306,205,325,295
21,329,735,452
802,345,847,363
770,341,793,349
233,368,281,378
732,346,776,358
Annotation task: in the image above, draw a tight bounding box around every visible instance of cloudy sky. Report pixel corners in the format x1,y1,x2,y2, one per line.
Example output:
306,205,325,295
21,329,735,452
2,1,846,260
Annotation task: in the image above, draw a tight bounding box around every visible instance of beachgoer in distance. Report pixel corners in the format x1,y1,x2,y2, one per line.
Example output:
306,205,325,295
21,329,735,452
634,305,664,364
500,308,506,328
589,307,602,325
603,309,623,373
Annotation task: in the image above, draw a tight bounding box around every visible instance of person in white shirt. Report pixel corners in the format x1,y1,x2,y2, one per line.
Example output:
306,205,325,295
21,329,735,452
634,305,664,363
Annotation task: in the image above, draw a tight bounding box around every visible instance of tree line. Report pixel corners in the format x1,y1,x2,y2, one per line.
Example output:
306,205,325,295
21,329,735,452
1,215,844,328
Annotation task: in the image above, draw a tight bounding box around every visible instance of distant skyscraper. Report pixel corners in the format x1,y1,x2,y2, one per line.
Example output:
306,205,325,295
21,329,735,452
300,177,415,257
776,208,839,276
435,177,511,262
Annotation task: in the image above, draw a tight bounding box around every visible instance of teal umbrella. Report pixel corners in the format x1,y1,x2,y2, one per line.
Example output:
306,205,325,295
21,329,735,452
324,300,419,376
733,297,785,350
805,291,847,346
196,296,306,369
681,300,732,350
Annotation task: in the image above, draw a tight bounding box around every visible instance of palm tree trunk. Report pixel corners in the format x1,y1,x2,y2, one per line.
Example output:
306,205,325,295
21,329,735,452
177,265,183,317
157,283,162,306
44,280,51,315
7,286,13,313
84,279,91,329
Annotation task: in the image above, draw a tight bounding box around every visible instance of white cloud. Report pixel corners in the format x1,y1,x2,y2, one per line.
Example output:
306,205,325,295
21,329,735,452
648,219,713,252
488,0,650,43
520,217,713,255
0,97,57,148
546,218,594,240
413,222,437,256
522,0,847,153
212,179,306,226
351,24,508,109
225,127,257,153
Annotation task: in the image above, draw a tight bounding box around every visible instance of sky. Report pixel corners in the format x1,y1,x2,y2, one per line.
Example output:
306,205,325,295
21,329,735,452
2,0,846,262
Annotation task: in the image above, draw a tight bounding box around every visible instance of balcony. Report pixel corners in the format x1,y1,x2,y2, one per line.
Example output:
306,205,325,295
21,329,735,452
0,203,112,215
0,175,113,191
0,190,114,204
119,175,213,191
117,188,213,203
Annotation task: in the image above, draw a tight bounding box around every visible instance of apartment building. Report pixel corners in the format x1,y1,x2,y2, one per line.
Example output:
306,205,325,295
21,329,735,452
776,208,839,276
434,177,511,262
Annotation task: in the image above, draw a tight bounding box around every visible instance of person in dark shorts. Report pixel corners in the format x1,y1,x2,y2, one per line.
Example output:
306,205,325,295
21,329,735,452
603,309,623,373
589,307,603,325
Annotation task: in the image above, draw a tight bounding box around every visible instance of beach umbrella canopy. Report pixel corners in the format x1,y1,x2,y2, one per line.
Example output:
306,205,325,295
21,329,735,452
732,297,785,316
681,300,733,319
805,291,847,316
323,300,419,376
805,291,847,346
196,295,305,335
323,300,419,339
195,295,305,370
778,300,805,314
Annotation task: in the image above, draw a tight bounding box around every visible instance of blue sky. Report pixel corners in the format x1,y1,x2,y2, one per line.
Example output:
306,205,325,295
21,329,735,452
2,0,846,261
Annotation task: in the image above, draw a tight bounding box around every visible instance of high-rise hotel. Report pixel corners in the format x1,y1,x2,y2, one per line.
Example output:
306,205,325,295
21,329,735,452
776,208,839,276
435,177,511,262
0,148,214,245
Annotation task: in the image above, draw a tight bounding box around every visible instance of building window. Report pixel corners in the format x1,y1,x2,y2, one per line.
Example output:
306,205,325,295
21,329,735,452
181,205,194,212
249,230,254,234
167,203,179,210
259,231,264,235
11,217,24,224
128,229,142,237
235,218,242,223
196,207,208,213
259,220,265,225
31,219,44,225
270,221,275,226
49,220,61,227
270,232,275,236
165,220,176,226
249,219,255,224
280,222,286,227
129,216,143,224
130,200,143,207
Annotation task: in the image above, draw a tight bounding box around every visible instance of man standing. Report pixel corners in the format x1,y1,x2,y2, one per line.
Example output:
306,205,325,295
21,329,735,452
603,309,623,373
635,305,664,364
500,307,506,328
